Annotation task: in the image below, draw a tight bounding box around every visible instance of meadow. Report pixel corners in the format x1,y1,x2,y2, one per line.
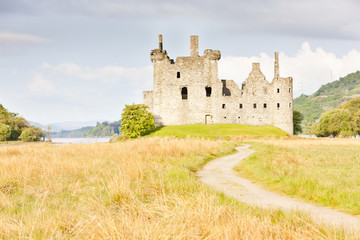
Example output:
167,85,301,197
0,137,351,239
237,138,360,215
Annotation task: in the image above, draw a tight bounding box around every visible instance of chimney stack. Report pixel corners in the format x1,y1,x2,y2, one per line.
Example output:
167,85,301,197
274,52,279,78
159,34,163,51
190,35,199,57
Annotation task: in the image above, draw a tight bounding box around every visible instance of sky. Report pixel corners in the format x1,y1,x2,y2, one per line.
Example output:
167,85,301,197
1,0,360,124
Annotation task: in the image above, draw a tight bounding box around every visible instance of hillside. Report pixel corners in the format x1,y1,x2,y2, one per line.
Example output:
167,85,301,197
294,71,360,122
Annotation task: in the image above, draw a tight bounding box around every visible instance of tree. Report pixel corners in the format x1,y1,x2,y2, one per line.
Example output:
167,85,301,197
121,104,155,138
0,123,12,141
293,110,304,135
19,127,45,142
47,125,52,142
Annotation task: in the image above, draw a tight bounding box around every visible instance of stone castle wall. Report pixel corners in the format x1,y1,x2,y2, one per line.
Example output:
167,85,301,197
143,35,293,135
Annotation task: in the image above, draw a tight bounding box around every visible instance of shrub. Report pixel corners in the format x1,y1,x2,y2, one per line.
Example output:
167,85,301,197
19,127,45,142
121,104,155,138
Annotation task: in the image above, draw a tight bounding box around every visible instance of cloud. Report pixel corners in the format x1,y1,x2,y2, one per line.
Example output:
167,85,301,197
2,0,360,40
0,32,51,45
219,42,360,98
28,73,55,95
40,63,153,86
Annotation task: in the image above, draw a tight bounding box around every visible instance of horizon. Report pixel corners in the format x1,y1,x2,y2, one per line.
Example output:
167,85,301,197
2,0,360,123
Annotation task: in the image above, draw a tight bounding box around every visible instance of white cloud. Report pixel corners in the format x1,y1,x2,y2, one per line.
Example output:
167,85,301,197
40,63,153,86
0,31,51,45
28,73,55,95
219,42,360,97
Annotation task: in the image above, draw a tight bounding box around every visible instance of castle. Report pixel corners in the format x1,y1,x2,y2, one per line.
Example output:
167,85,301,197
143,35,293,135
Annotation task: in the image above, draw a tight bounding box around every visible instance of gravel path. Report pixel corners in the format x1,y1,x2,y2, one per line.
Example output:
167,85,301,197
198,144,360,233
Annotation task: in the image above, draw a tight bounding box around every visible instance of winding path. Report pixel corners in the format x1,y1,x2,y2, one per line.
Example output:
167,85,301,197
198,144,360,233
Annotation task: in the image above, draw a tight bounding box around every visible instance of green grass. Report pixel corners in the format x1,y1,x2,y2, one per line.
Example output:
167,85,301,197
146,124,288,139
236,139,360,215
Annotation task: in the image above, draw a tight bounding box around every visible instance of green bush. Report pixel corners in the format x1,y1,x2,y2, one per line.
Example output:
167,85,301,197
121,104,155,138
19,127,45,142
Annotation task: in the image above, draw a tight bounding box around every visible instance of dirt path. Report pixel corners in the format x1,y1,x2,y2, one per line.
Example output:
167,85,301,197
198,144,360,233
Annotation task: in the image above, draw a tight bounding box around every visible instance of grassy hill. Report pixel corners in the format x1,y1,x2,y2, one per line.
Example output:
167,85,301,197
294,71,360,122
147,124,288,138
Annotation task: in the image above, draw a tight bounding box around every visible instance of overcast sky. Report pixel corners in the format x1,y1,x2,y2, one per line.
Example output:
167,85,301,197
1,0,360,124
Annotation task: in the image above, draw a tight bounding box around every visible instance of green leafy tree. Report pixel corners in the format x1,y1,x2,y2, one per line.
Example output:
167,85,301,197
121,104,155,138
19,127,45,142
0,123,12,141
293,110,304,135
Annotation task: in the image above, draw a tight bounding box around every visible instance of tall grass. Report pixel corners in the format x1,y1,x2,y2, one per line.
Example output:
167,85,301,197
0,138,353,239
237,138,360,215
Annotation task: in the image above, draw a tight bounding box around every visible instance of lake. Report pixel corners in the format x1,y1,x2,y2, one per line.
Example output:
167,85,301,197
50,137,111,144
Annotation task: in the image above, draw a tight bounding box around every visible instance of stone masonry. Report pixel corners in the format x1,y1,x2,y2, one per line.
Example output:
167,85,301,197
143,35,293,135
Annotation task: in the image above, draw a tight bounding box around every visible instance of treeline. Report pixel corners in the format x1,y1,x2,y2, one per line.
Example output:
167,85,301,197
51,126,94,138
311,98,360,137
0,104,44,141
83,121,121,137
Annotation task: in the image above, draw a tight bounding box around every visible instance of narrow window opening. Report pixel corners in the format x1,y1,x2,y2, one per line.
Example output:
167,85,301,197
253,103,257,108
263,103,267,108
239,103,243,109
289,103,292,108
222,104,226,109
177,72,180,78
237,116,240,119
224,116,227,119
277,103,280,109
277,88,280,93
205,86,212,97
222,80,231,96
289,88,291,93
181,87,188,100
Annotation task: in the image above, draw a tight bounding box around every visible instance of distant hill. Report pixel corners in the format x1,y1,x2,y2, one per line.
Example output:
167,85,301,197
294,71,360,122
51,126,94,138
29,121,98,132
83,121,121,137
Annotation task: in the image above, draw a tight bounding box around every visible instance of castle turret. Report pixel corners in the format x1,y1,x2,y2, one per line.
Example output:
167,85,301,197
274,52,279,78
190,35,199,57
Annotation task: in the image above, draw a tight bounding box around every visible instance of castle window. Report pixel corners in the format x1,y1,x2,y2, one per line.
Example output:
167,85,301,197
205,87,212,97
253,103,257,108
263,103,267,108
222,80,231,96
277,88,280,93
222,104,225,109
224,116,226,119
289,88,291,93
238,116,240,119
277,103,280,109
181,87,188,100
239,103,243,109
177,72,180,78
289,103,292,108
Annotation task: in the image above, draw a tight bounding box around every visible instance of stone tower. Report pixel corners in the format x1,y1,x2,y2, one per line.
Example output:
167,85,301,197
143,35,293,135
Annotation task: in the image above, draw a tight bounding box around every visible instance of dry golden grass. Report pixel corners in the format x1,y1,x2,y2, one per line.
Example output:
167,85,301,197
0,137,355,239
239,138,360,215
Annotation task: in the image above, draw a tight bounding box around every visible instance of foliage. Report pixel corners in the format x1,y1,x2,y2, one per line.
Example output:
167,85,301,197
293,110,303,135
19,127,45,142
0,104,38,141
51,126,94,138
0,123,12,141
311,98,360,137
147,124,288,139
121,104,155,138
83,121,121,137
294,71,360,123
237,139,360,215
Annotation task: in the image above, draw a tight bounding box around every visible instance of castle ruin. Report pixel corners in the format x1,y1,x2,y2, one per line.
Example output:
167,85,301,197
143,35,293,135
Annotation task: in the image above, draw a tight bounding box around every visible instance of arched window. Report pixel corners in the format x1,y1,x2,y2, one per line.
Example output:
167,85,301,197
181,87,188,100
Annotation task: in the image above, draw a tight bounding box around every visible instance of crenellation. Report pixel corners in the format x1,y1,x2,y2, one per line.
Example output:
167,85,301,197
144,35,294,135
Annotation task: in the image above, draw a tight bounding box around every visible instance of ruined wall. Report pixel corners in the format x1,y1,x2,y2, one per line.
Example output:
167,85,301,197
144,35,293,135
